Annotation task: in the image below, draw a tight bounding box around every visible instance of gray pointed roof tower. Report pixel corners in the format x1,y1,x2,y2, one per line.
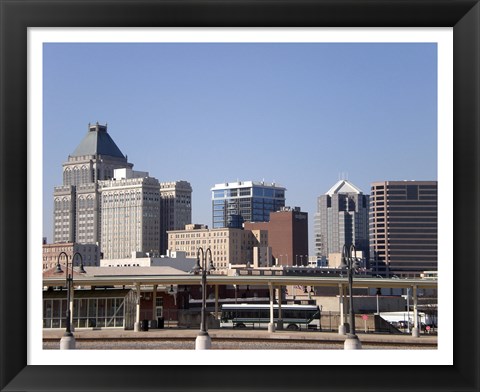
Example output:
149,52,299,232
314,179,369,262
61,122,133,187
71,122,126,159
325,179,363,196
53,122,134,245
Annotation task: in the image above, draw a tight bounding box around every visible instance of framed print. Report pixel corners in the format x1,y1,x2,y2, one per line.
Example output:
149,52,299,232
1,0,479,391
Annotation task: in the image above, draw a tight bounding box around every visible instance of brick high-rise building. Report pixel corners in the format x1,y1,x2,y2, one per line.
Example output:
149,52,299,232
369,180,438,277
244,206,308,267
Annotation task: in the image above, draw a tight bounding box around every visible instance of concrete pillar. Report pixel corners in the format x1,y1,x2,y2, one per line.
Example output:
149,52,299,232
68,195,75,243
215,285,219,319
344,334,362,350
195,331,212,350
60,335,76,350
277,287,283,330
150,285,158,329
134,283,141,332
412,285,419,337
338,284,346,335
93,190,99,243
268,283,275,333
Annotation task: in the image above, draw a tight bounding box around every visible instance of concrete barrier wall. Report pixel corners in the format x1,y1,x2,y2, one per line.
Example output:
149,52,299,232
314,295,406,313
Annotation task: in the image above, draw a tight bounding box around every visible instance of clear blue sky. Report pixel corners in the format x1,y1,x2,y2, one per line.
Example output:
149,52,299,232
43,42,438,253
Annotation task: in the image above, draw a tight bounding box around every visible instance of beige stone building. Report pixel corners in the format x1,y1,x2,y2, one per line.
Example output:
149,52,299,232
159,181,192,255
167,224,269,271
99,169,160,260
53,123,133,245
42,242,100,271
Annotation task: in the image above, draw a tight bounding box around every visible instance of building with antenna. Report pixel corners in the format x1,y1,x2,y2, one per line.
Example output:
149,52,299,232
313,179,369,264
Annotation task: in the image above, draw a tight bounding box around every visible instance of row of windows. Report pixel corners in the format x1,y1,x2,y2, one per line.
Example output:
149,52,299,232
171,231,234,239
213,187,285,199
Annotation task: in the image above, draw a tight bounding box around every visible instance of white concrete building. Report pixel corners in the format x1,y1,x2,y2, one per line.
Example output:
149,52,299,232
100,250,196,272
99,169,160,260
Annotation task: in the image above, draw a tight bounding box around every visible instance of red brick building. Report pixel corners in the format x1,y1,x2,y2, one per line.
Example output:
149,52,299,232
244,207,308,266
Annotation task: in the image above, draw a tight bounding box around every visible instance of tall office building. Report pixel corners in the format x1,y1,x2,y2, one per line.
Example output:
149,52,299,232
159,181,192,255
369,180,437,277
99,168,161,260
244,206,308,266
53,123,133,245
314,180,369,263
211,181,286,229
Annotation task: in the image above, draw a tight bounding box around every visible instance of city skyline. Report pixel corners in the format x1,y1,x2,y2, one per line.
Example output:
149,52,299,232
43,42,438,252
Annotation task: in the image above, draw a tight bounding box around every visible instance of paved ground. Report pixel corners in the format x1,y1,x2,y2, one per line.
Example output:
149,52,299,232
43,328,437,350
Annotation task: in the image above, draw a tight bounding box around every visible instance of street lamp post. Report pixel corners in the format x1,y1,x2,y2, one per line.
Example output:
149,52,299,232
55,251,86,350
339,244,362,350
191,247,215,350
376,288,381,315
407,287,411,334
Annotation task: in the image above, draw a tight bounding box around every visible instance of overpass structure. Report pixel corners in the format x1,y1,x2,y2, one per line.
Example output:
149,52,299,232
43,270,437,337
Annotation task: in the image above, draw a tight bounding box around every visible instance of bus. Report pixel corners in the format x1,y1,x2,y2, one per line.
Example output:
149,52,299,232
220,304,321,330
420,271,438,280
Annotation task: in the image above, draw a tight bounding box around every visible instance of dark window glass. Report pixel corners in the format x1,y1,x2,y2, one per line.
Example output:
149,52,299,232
264,189,274,197
406,185,419,200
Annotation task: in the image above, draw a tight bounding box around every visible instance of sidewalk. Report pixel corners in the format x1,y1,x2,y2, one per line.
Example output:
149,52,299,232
43,328,438,346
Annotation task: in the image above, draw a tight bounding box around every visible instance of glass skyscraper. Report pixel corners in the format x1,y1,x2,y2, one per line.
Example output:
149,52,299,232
211,181,286,229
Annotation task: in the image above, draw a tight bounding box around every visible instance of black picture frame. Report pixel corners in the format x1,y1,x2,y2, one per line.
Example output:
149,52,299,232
1,1,478,391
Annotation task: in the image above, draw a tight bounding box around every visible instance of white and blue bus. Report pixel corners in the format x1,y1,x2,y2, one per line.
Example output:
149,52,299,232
220,304,321,330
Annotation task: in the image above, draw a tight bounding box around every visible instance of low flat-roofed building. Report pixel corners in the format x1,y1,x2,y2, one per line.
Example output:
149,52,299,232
167,224,269,271
100,250,196,272
42,242,100,270
43,264,190,330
